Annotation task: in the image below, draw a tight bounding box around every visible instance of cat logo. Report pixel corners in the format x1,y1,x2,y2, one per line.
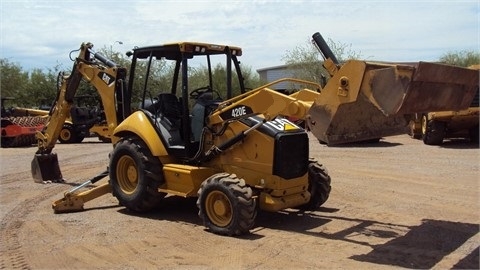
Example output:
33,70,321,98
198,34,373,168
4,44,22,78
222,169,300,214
265,118,300,131
98,72,115,87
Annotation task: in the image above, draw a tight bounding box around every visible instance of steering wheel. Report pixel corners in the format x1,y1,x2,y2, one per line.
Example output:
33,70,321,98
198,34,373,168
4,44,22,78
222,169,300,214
189,86,212,99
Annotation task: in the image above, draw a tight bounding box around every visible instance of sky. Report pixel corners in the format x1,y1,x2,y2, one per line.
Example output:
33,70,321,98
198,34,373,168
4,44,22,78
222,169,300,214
0,0,478,73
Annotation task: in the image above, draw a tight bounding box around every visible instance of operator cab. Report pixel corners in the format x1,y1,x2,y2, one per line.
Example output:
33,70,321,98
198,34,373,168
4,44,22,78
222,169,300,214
127,42,246,160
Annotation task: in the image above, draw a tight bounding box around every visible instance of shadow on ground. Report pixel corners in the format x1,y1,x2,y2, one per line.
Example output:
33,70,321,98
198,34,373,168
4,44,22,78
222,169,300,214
350,219,478,269
255,209,479,269
117,196,478,269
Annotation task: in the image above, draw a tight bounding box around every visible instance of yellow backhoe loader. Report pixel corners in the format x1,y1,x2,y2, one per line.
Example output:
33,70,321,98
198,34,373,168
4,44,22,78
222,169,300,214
31,33,478,236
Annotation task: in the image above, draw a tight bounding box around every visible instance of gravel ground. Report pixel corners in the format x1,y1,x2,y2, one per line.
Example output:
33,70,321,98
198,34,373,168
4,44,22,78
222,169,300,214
0,134,478,269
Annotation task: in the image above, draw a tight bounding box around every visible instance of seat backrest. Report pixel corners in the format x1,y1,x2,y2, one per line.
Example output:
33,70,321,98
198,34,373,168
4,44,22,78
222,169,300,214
157,93,181,119
70,106,93,124
190,92,222,142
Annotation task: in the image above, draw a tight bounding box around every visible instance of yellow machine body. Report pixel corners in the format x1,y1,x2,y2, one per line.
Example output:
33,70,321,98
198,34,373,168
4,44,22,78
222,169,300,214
41,36,478,236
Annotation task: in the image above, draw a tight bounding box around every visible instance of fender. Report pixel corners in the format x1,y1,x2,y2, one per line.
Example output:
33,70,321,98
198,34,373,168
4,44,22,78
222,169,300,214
113,111,168,157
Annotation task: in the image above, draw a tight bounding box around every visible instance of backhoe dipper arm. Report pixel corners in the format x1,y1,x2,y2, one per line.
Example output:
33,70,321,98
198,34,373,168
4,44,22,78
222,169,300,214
36,42,123,153
35,48,86,154
32,42,126,182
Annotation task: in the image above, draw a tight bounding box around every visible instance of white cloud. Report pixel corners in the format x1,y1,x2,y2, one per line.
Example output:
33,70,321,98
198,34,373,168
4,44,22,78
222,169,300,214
1,0,478,71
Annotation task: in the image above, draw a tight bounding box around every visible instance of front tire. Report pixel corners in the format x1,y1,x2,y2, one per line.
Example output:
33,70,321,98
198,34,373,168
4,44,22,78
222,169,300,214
469,125,479,143
422,115,445,145
301,159,332,210
197,173,256,236
109,136,166,212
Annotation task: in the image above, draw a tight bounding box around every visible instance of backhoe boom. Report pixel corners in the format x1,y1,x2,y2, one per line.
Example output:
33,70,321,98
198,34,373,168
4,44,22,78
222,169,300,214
31,42,127,183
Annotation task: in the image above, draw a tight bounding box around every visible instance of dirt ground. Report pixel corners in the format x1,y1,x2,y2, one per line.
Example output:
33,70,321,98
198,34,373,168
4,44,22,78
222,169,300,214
0,134,479,269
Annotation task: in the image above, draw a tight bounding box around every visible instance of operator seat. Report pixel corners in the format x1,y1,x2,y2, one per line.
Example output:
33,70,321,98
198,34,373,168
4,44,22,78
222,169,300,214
155,93,182,126
150,93,184,147
70,106,98,127
191,92,222,142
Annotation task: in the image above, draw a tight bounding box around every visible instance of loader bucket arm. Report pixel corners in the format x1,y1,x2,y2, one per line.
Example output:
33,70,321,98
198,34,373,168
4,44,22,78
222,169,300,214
208,86,315,126
308,32,479,145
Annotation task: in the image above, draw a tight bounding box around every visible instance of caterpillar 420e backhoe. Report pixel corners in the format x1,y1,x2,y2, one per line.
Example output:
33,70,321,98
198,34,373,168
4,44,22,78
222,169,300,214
32,32,478,236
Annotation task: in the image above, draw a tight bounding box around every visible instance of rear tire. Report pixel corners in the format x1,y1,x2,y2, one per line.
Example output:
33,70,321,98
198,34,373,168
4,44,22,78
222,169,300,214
197,173,256,236
58,123,77,144
301,159,332,210
109,136,166,212
0,137,15,148
409,119,422,139
99,136,112,143
74,134,85,143
422,115,445,145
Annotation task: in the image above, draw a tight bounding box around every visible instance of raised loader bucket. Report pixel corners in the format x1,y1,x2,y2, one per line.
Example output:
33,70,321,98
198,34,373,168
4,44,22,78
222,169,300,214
306,60,479,145
366,61,479,115
31,153,63,183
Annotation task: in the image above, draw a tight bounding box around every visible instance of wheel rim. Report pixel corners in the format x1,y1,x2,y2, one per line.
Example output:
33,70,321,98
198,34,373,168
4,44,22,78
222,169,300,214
205,190,232,227
421,116,427,135
60,129,71,141
116,155,138,194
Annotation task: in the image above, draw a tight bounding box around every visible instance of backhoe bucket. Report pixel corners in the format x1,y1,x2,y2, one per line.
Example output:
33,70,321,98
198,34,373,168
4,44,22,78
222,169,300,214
307,60,479,145
31,153,63,183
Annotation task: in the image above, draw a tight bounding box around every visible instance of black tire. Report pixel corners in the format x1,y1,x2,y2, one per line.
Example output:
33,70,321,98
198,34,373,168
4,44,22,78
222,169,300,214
99,136,112,143
469,125,479,143
109,136,166,212
58,123,77,144
301,159,332,210
409,119,422,139
197,173,256,236
0,137,15,148
74,134,85,143
14,134,36,147
422,116,445,145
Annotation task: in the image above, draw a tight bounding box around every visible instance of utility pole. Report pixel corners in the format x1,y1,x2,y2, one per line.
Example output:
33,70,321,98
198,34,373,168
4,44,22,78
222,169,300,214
110,41,123,58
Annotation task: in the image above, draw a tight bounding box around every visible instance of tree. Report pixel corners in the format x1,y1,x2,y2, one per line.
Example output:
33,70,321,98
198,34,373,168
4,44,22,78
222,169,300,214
24,67,60,108
281,37,362,87
281,38,326,85
438,50,480,67
0,59,29,106
188,63,263,99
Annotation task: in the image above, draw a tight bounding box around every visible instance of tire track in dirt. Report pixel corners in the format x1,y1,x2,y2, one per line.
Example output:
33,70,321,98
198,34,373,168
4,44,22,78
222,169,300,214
0,185,66,269
1,135,478,269
0,142,108,269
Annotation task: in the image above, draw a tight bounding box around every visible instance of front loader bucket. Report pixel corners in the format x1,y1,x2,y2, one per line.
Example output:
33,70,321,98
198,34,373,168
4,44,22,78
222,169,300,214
31,153,63,183
367,61,479,115
307,60,479,145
